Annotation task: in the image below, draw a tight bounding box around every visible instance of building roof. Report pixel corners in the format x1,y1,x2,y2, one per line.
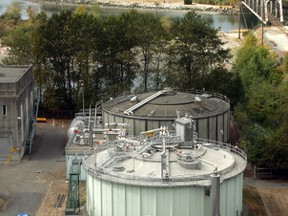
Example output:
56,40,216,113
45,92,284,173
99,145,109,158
0,65,31,83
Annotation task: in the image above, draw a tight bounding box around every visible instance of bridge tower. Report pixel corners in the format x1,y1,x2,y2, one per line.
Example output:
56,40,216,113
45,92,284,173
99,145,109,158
242,0,284,24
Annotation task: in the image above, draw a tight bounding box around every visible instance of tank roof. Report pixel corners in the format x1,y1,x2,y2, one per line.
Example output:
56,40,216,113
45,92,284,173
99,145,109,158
102,89,230,119
83,137,246,187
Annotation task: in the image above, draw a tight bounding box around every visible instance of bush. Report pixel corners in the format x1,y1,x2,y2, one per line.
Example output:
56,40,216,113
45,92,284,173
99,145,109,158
184,0,192,4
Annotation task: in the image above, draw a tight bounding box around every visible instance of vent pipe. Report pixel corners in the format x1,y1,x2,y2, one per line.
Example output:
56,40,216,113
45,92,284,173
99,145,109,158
210,173,221,216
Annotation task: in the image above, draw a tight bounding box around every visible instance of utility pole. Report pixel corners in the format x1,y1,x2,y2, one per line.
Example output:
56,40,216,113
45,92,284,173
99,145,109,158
261,0,264,46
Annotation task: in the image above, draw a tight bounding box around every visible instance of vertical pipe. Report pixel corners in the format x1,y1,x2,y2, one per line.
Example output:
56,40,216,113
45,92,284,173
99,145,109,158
265,0,269,22
94,103,97,128
210,173,221,216
94,147,97,167
82,84,85,117
89,123,93,147
279,0,284,22
56,194,58,216
88,104,91,129
238,2,241,39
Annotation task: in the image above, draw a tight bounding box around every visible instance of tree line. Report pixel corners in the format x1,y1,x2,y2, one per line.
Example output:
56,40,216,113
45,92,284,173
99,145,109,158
1,6,232,110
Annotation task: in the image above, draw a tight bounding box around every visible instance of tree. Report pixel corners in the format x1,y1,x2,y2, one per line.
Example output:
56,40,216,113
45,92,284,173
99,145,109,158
232,33,288,171
203,67,244,107
93,11,140,98
132,12,166,91
2,22,34,65
0,3,21,21
233,33,277,91
36,10,101,110
153,16,173,90
0,4,22,38
164,11,229,90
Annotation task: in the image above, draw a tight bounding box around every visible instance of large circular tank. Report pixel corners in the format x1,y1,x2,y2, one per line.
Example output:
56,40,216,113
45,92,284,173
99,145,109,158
83,135,246,216
102,89,231,142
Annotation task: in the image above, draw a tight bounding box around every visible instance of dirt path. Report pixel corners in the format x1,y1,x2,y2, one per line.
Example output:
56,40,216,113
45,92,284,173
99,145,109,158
257,188,288,216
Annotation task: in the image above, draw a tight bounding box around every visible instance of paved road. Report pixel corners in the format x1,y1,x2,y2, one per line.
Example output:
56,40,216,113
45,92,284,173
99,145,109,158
245,177,288,188
0,122,67,216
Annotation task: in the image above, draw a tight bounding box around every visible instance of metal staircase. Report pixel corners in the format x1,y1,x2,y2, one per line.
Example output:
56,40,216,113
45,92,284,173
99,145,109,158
66,159,81,215
26,91,40,155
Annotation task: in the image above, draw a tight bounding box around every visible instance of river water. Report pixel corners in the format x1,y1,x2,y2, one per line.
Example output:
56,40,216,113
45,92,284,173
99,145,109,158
0,0,259,32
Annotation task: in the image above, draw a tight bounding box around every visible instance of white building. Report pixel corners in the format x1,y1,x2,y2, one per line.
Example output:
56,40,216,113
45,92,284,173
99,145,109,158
0,65,35,161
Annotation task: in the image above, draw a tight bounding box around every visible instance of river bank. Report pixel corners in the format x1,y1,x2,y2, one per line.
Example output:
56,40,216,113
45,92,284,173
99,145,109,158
29,0,238,14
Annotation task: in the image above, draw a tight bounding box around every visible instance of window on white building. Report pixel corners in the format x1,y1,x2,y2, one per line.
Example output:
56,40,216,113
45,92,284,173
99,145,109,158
2,105,7,116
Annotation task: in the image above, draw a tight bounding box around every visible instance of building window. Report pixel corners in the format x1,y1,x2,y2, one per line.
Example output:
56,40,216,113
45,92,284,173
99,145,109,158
3,105,7,116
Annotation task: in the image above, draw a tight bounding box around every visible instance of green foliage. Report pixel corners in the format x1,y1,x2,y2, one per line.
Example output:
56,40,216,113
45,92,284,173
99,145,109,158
2,20,35,65
233,33,288,171
164,11,229,90
203,67,244,107
184,0,192,5
0,4,22,38
37,10,102,110
193,0,238,6
93,11,140,97
88,4,101,18
0,3,21,21
4,9,230,112
233,33,277,91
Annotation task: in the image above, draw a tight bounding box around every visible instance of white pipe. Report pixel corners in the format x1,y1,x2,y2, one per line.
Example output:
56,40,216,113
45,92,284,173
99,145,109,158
88,104,91,129
93,103,97,128
210,173,221,216
200,159,218,172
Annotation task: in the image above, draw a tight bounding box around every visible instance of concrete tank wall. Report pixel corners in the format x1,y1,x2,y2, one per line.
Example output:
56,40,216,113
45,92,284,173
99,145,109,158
85,172,243,216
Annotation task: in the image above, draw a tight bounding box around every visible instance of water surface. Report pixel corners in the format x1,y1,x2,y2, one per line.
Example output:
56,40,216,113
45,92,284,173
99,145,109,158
0,0,260,32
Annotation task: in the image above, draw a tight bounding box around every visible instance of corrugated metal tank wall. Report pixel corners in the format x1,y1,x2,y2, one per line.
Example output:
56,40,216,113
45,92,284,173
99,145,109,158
220,173,243,216
102,110,230,142
85,172,243,216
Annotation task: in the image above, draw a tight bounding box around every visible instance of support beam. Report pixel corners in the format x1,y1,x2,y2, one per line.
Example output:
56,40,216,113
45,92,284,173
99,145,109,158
242,0,284,24
242,1,267,24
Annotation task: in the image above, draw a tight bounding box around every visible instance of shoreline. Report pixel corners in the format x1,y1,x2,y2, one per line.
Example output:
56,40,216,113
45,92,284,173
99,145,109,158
28,0,238,14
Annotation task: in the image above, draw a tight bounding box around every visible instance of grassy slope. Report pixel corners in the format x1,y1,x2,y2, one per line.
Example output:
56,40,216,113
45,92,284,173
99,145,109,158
243,185,268,216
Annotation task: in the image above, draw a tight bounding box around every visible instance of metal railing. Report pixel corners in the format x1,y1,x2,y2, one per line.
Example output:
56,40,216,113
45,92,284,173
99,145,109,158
186,89,230,104
124,88,172,115
82,138,247,185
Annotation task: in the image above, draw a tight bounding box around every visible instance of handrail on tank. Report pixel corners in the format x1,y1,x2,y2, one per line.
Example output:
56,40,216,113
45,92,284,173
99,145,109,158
196,138,247,161
82,160,211,184
185,89,230,104
82,136,247,184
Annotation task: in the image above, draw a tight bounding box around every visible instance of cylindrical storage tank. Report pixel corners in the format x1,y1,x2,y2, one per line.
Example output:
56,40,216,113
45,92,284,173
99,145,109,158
102,89,230,142
83,138,246,216
66,116,87,140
